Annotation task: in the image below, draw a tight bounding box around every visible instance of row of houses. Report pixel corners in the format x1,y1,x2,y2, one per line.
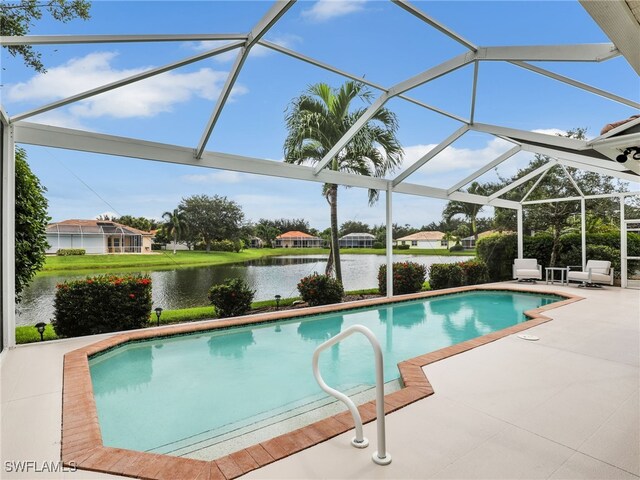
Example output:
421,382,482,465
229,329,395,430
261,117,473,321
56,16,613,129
45,219,493,254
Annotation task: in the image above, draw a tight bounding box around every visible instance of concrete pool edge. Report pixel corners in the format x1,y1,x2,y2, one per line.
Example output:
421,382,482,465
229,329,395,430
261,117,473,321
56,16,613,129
60,285,583,480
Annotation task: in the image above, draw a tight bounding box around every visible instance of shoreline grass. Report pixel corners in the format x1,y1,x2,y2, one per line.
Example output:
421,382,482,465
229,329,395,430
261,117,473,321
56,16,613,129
40,248,475,275
14,285,427,345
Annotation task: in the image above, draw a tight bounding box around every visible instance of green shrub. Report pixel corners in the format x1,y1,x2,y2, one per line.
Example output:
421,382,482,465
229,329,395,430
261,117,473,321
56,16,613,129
56,248,86,256
53,274,152,337
373,242,384,249
210,240,236,252
378,262,427,295
449,244,464,252
208,278,255,318
459,259,489,285
297,274,344,306
396,244,410,250
428,263,464,290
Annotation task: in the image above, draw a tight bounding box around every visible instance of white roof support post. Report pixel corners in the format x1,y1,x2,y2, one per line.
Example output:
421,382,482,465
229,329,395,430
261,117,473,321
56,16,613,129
488,161,556,201
0,33,248,45
479,44,618,62
556,158,640,184
314,52,476,174
390,0,478,51
195,0,295,159
13,122,391,191
259,40,468,124
469,61,479,123
392,125,469,187
620,196,627,288
559,163,585,197
517,206,524,260
509,61,640,109
11,41,246,122
520,168,550,203
2,122,16,349
386,184,393,298
447,146,521,194
581,197,587,269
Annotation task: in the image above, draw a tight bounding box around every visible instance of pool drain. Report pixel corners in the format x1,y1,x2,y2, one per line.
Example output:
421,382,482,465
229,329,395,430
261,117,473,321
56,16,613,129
517,334,539,341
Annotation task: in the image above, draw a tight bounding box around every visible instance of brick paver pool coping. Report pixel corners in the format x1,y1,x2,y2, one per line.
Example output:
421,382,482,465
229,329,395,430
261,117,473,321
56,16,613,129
61,285,583,479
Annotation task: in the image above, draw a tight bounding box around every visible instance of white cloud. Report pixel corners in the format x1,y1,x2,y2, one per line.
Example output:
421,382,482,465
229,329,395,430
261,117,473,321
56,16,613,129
29,110,89,130
399,137,513,178
7,52,248,119
189,34,302,63
182,171,246,184
302,0,367,21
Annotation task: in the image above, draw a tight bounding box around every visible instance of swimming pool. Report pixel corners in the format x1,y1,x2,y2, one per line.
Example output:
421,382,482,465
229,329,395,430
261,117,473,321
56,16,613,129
89,290,562,459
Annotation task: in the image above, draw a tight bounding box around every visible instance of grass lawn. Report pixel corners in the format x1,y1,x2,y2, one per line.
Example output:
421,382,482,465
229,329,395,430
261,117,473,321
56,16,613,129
15,285,428,345
41,248,475,274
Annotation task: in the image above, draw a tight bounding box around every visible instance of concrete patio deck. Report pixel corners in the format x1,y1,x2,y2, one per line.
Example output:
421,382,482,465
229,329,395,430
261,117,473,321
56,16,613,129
1,282,638,479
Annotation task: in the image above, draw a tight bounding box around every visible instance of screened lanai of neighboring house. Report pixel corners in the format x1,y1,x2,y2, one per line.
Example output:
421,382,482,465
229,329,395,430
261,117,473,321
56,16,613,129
1,0,639,351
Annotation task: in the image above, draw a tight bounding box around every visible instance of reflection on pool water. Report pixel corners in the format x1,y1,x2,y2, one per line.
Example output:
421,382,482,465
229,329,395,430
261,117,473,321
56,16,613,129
89,290,562,456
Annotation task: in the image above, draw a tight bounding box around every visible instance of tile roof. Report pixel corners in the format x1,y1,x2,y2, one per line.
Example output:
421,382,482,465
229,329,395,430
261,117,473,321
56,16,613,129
396,231,444,241
47,219,152,236
275,231,319,239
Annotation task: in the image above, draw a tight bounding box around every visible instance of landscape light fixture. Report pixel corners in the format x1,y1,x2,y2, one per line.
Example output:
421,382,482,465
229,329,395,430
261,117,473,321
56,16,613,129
154,307,163,327
615,146,640,164
34,322,47,341
275,295,281,310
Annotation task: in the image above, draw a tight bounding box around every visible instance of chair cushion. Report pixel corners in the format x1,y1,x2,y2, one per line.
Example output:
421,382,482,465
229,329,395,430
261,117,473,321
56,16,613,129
567,271,612,283
515,269,542,278
585,260,611,275
514,259,538,269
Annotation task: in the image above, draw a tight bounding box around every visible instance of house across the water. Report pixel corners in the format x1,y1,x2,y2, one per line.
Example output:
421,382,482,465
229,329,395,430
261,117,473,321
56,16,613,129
274,231,323,248
338,232,375,248
46,219,154,254
395,231,446,249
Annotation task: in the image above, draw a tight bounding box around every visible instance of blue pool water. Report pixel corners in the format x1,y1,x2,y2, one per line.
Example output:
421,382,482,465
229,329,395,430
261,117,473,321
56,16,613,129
89,290,561,455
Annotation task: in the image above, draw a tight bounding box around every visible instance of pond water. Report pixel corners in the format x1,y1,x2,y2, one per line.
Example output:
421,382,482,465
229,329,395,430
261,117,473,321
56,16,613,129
17,254,472,326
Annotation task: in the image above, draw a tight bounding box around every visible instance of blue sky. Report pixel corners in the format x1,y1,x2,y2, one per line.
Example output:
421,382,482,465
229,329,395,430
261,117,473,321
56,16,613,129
2,0,638,229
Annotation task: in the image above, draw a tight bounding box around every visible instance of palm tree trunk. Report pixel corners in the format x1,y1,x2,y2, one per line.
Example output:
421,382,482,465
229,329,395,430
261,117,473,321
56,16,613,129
472,215,478,242
172,231,177,255
328,184,342,283
325,244,334,276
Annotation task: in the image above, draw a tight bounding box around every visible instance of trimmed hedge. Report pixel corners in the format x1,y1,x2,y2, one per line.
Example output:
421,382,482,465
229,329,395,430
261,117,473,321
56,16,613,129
459,259,490,285
297,274,344,306
428,263,464,290
53,274,152,337
396,244,410,250
208,278,255,318
449,244,464,252
378,261,427,295
428,260,489,290
56,248,86,256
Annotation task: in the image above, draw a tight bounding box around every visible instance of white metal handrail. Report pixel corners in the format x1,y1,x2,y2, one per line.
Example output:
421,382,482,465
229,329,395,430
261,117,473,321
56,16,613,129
312,324,391,465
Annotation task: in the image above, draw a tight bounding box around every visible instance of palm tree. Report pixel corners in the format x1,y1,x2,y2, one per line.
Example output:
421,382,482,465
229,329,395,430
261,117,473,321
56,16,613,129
162,208,188,254
284,81,403,283
443,182,487,242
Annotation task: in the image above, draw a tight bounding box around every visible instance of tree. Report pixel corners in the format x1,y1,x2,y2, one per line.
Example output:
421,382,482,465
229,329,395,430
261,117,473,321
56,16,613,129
16,147,50,301
162,208,188,254
340,220,370,236
443,182,487,241
1,0,91,72
284,81,403,283
112,215,159,232
254,221,279,247
179,194,244,252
